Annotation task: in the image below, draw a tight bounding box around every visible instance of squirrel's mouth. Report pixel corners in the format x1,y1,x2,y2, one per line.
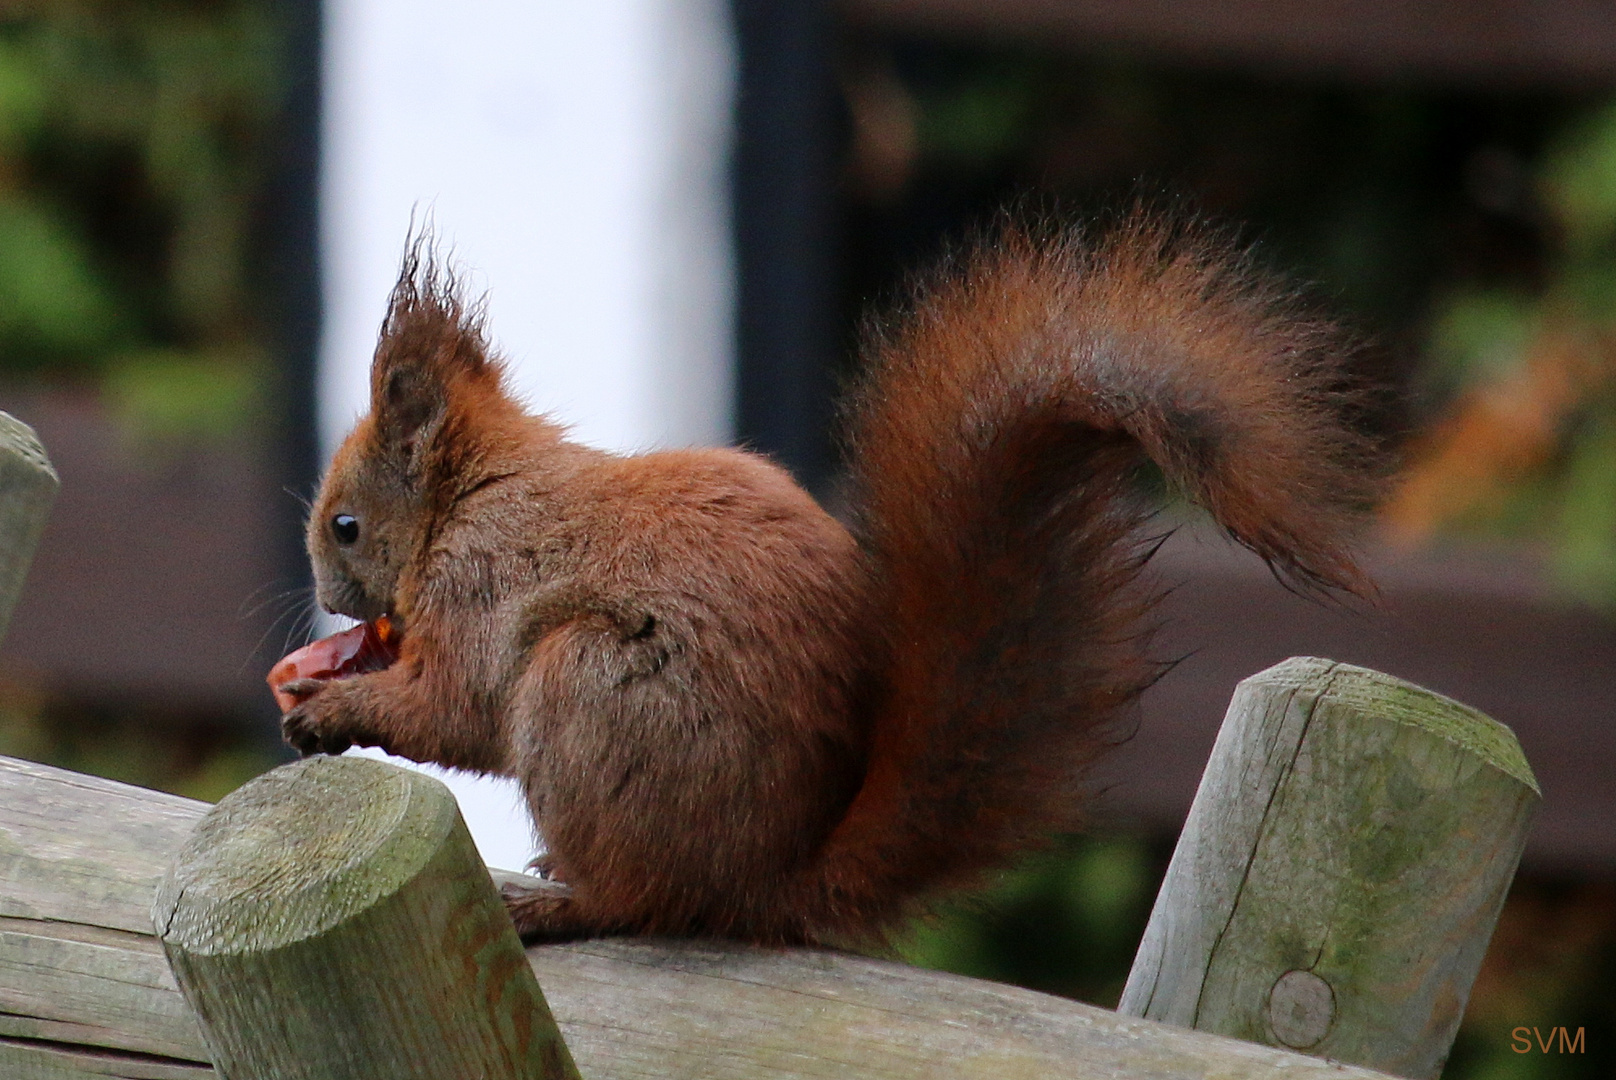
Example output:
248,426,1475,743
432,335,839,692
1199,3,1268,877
267,615,403,713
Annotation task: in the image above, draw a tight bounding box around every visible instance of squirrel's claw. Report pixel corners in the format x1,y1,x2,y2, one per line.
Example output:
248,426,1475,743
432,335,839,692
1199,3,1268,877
281,688,356,757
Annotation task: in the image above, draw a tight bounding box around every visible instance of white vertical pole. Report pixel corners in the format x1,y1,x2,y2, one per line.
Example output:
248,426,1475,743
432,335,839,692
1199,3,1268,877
318,0,737,870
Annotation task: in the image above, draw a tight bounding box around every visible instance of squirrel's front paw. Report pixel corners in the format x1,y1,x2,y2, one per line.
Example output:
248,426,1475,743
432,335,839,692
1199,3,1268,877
279,679,359,757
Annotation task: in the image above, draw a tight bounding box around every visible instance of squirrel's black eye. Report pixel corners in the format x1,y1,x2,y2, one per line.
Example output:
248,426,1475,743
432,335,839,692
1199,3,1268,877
331,514,359,545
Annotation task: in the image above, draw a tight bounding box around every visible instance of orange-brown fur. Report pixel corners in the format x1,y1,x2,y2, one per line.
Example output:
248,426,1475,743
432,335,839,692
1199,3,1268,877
283,215,1379,946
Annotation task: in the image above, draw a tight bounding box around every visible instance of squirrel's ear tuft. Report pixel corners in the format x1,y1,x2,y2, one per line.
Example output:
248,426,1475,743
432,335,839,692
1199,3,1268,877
369,235,496,453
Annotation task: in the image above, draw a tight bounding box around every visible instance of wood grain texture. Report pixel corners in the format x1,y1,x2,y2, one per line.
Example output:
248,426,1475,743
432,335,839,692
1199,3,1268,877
154,756,580,1080
2,751,1403,1079
0,1037,212,1079
0,410,59,646
1118,657,1539,1079
529,937,1399,1080
0,757,211,1064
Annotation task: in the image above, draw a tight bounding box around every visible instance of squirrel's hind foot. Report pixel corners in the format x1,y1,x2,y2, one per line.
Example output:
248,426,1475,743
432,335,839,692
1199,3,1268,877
500,879,611,944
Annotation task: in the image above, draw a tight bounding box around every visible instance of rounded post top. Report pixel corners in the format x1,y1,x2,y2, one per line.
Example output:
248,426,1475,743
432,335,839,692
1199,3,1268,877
1249,656,1538,794
154,756,462,955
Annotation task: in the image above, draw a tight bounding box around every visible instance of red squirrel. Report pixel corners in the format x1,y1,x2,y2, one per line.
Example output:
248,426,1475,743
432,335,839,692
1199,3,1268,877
276,214,1379,946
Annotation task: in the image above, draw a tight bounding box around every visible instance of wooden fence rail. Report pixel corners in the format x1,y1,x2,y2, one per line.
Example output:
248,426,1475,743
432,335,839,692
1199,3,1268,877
0,752,1408,1080
0,749,1416,1080
0,409,1536,1078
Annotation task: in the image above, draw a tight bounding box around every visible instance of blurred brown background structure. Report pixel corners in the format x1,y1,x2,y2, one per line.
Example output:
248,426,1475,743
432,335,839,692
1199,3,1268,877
0,0,317,794
848,0,1616,82
0,1,1611,1075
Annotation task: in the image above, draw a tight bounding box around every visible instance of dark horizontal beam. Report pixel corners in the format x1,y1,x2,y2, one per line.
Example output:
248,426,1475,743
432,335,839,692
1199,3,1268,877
843,0,1616,85
1093,527,1616,878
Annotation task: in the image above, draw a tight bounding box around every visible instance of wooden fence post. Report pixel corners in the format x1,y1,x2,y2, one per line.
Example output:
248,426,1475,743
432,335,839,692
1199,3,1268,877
0,410,59,645
1118,657,1538,1079
153,754,582,1080
7,750,1408,1079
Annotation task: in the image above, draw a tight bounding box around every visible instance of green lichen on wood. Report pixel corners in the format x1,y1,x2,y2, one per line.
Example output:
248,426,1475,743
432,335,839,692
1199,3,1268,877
155,756,580,1080
1260,657,1537,793
155,757,446,954
1122,657,1539,1080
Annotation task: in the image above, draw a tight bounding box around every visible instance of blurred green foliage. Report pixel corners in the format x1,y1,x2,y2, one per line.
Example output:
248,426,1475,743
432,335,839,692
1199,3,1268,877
0,2,293,810
1413,103,1616,607
844,45,1591,349
0,673,280,802
0,0,283,443
895,834,1162,1008
844,40,1616,612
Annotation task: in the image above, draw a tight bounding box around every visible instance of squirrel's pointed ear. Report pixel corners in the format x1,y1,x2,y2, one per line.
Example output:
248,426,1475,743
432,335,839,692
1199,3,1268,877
374,360,445,454
368,242,493,466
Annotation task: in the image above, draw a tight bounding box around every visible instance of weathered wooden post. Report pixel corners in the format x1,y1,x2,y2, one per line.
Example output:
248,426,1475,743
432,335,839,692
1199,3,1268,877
0,410,59,644
1119,657,1538,1079
153,755,582,1079
8,748,1410,1079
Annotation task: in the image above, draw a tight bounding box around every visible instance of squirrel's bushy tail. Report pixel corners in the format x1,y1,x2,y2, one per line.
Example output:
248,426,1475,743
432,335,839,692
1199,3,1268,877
794,212,1380,944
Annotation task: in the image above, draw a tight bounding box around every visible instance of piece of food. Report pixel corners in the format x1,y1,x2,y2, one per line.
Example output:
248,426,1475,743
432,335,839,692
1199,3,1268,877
267,616,400,713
